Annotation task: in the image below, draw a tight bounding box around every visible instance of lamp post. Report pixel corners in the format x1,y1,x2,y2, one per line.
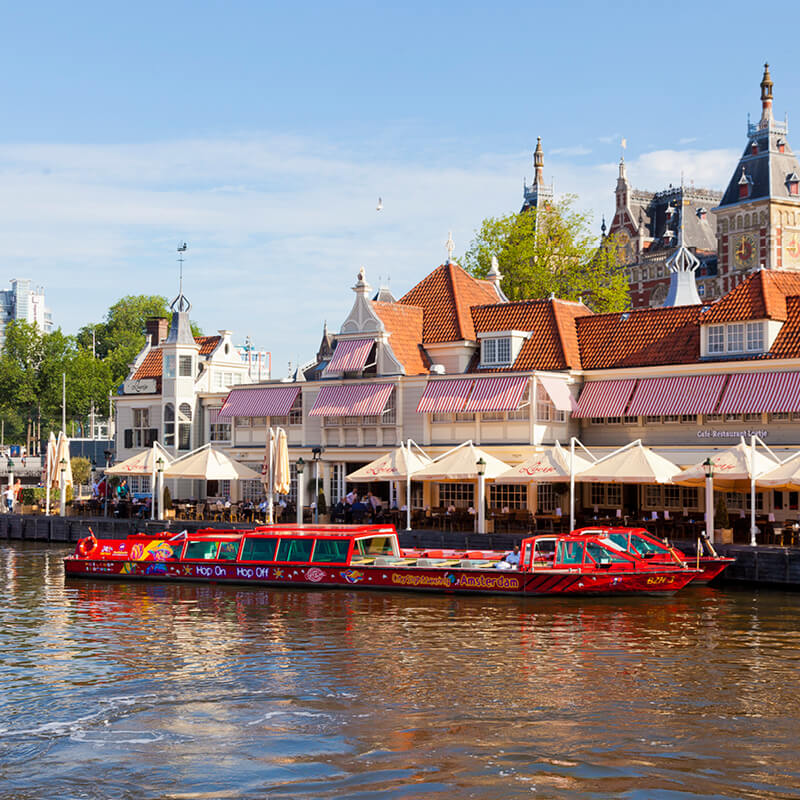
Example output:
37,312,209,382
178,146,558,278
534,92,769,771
296,457,305,526
312,446,322,524
156,456,165,521
476,457,486,534
59,457,67,518
703,457,714,544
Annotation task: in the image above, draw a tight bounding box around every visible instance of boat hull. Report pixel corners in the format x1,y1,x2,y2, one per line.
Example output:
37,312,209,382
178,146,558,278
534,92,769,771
63,557,697,597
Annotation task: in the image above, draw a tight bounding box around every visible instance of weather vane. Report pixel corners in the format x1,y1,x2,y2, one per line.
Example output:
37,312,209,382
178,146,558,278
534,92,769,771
171,242,191,312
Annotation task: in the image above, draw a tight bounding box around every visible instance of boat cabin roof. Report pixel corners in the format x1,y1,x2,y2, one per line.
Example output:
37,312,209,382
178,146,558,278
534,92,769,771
185,524,397,540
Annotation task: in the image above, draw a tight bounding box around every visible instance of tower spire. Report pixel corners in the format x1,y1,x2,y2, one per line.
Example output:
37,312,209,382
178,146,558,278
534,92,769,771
533,137,544,186
760,62,774,124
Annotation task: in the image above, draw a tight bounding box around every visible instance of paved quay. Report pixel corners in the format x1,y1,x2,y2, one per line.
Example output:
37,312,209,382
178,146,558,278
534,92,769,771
2,513,799,589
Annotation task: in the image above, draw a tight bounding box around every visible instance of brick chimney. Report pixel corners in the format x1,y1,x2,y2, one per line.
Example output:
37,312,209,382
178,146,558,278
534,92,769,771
145,316,168,347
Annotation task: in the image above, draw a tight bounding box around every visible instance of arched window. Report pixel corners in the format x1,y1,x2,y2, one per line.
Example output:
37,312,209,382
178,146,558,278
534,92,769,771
179,403,192,422
178,403,192,450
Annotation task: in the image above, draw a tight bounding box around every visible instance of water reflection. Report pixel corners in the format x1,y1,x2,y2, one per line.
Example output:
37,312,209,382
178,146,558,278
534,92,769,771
1,542,799,799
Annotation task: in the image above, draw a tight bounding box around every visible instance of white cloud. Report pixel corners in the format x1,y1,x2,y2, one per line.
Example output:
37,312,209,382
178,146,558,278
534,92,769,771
550,145,592,157
0,136,742,371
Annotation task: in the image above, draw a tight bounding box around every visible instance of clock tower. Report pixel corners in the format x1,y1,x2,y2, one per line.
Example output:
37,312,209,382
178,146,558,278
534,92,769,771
713,64,800,290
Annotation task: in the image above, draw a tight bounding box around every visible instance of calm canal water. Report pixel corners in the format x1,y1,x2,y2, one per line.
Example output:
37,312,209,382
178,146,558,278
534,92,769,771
1,543,800,800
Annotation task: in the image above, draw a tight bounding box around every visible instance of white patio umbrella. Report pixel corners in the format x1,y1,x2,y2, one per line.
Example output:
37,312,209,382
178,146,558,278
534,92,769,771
105,441,173,476
164,443,262,481
44,431,57,515
756,451,800,490
578,440,679,485
673,437,778,545
274,428,290,496
53,432,73,517
346,441,432,530
412,441,511,533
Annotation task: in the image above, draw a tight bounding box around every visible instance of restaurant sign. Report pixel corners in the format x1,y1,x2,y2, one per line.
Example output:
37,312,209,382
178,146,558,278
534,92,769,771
123,378,157,394
697,429,768,439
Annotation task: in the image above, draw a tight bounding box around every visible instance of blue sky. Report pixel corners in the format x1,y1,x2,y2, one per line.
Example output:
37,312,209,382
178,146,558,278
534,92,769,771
1,1,796,374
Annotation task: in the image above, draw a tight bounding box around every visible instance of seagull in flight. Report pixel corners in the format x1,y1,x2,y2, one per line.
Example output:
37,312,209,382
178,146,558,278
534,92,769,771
376,197,383,211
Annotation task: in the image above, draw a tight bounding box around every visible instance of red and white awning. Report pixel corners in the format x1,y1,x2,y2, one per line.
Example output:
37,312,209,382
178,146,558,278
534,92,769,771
626,375,726,416
325,338,374,373
717,372,800,414
416,379,474,414
573,379,636,418
463,376,528,412
309,383,394,417
218,386,300,418
537,376,576,412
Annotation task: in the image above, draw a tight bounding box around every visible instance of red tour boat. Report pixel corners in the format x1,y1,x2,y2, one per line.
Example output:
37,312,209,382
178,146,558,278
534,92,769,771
572,526,735,584
64,524,700,597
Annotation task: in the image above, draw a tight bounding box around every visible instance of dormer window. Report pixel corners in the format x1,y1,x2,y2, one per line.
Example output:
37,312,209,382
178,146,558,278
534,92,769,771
786,172,800,196
706,321,766,356
738,168,751,199
482,337,511,365
478,330,529,368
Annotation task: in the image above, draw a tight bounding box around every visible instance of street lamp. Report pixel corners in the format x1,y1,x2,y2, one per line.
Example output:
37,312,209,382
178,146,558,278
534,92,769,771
476,457,486,534
703,457,714,545
156,456,165,522
59,457,67,518
296,457,305,526
312,447,323,524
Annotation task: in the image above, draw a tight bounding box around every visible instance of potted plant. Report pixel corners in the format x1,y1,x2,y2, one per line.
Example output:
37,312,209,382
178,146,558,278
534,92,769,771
317,490,330,524
714,494,733,544
163,486,175,520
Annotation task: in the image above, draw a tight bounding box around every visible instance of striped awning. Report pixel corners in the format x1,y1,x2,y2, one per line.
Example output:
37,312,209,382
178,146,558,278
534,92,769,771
627,375,727,416
537,376,576,412
463,376,528,412
309,383,394,417
573,379,636,418
218,386,300,418
416,379,474,414
717,372,800,414
325,338,374,373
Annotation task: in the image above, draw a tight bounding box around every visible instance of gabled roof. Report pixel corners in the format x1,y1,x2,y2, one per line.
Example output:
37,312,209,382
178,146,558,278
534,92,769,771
398,262,500,343
131,335,221,380
471,298,590,371
372,301,430,375
766,296,800,359
702,270,800,323
577,305,702,369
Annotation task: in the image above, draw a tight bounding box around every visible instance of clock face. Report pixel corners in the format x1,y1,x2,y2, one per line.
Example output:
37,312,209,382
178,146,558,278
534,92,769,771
734,234,756,268
784,234,800,265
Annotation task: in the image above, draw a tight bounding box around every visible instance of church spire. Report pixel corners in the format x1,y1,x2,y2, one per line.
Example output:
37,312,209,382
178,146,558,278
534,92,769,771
521,137,554,212
760,62,774,125
533,136,544,186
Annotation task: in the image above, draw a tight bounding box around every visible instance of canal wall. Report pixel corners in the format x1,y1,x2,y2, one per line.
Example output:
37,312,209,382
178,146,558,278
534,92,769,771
1,513,799,589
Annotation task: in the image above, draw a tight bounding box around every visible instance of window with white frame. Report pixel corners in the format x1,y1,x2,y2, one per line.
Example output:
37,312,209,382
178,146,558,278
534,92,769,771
163,355,176,378
482,337,512,366
240,480,264,503
455,412,475,422
132,408,153,447
590,484,605,506
645,486,661,506
209,408,230,442
508,386,530,420
179,355,193,377
537,483,556,512
178,403,192,450
708,325,724,354
431,412,452,424
536,383,553,421
236,416,251,428
437,483,474,508
664,486,681,508
746,321,764,351
607,485,622,507
163,403,175,446
330,463,346,505
288,393,303,425
727,323,744,352
129,476,151,494
481,411,505,421
490,484,527,509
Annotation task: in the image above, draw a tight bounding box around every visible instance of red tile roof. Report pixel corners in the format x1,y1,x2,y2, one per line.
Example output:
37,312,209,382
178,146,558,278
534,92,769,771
702,270,800,323
577,305,702,369
133,349,162,379
765,296,800,359
398,262,500,342
131,335,221,379
372,301,430,375
471,298,590,371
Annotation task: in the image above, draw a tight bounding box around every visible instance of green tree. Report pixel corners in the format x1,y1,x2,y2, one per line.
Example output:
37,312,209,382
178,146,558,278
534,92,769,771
461,197,630,313
71,456,91,486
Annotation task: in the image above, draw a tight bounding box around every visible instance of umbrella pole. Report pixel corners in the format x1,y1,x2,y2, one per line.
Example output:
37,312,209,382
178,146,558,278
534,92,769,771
150,443,156,521
406,439,412,531
569,437,576,532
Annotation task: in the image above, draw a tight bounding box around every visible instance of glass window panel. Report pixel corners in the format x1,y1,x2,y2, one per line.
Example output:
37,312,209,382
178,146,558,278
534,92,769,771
311,539,350,563
185,541,220,560
276,537,313,562
708,326,724,353
218,541,240,560
240,537,278,561
727,323,744,352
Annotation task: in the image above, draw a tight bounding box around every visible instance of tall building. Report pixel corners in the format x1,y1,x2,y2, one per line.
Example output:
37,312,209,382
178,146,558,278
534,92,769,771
521,137,554,214
0,278,53,350
713,64,800,289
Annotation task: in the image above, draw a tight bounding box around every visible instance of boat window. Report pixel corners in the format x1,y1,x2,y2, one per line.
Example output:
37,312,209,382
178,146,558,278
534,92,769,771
533,539,556,563
276,537,313,562
584,541,628,564
628,533,669,557
356,536,394,556
185,541,220,560
168,544,184,559
311,539,350,563
240,537,278,561
556,540,585,565
522,542,533,566
218,540,240,560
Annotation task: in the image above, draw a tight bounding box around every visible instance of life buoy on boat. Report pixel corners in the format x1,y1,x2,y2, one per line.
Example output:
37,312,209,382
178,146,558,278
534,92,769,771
77,537,96,558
